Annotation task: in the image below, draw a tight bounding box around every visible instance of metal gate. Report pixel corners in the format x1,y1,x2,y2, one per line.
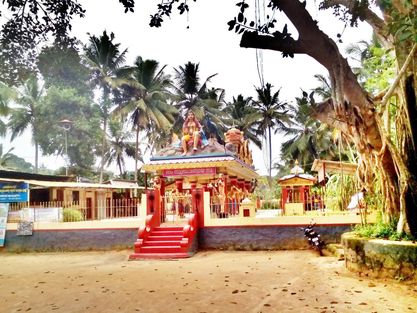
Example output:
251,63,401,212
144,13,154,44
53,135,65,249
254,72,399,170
162,192,194,224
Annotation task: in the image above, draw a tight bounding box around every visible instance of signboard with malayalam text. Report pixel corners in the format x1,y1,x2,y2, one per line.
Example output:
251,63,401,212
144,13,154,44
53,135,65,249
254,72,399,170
162,167,217,177
20,207,63,223
0,182,29,203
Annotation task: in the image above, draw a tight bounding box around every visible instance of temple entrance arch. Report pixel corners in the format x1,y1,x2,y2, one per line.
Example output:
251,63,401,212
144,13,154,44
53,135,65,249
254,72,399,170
130,115,259,259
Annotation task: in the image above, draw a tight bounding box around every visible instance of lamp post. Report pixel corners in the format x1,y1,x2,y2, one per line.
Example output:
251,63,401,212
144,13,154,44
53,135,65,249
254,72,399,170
59,119,72,176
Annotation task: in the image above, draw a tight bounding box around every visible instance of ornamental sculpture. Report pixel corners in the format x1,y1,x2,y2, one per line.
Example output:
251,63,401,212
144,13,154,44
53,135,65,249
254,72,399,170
156,110,254,166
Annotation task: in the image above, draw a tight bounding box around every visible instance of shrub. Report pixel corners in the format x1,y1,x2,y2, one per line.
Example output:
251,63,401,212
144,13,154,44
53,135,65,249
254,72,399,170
353,219,415,241
260,200,280,210
63,208,84,222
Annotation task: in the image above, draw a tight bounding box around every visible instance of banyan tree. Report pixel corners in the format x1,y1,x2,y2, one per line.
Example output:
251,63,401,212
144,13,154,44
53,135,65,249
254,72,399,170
235,1,417,236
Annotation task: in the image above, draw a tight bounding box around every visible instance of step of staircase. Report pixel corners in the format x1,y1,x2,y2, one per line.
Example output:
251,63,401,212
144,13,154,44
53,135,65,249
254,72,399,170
140,245,182,253
130,225,193,260
129,252,191,260
147,235,183,241
151,230,183,236
154,226,183,231
142,240,182,246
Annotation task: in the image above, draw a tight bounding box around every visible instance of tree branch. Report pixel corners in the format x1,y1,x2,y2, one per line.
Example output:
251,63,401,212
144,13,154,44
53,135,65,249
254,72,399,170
240,31,303,55
240,0,340,70
381,43,417,108
320,0,392,48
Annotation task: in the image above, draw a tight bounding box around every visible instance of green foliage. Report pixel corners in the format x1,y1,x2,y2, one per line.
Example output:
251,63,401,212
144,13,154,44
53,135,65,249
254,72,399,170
104,116,136,176
386,3,417,43
0,82,14,137
325,174,357,211
362,46,395,93
223,95,262,148
63,208,85,222
260,199,280,210
37,44,91,95
353,218,416,241
253,83,291,181
172,61,224,142
7,75,45,170
363,189,384,213
280,90,339,169
0,1,86,85
253,176,280,201
0,144,33,171
3,154,34,172
36,86,101,172
117,55,176,152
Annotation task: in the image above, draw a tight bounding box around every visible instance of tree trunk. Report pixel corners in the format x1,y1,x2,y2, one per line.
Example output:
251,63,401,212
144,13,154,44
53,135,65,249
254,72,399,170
34,141,38,173
134,124,139,183
240,0,409,231
268,126,272,182
118,158,123,177
99,92,111,184
99,116,107,183
395,41,417,236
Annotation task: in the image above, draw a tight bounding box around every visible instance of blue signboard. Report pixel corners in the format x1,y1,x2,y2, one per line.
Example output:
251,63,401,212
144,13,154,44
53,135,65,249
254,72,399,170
0,182,29,203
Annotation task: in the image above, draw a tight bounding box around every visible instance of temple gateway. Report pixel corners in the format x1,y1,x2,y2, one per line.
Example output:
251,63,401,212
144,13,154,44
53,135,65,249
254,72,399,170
129,115,259,259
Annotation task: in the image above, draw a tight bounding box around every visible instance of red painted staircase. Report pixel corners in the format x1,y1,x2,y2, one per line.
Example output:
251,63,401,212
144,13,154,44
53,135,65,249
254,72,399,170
129,214,198,260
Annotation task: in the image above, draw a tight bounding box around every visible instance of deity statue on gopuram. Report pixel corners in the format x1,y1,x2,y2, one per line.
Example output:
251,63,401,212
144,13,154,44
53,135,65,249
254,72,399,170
155,110,254,167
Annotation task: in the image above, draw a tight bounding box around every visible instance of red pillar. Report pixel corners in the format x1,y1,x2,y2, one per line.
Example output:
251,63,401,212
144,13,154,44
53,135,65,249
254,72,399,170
192,188,204,227
305,186,311,210
300,186,305,203
299,186,305,211
244,181,251,193
281,187,287,212
146,189,161,228
190,181,197,191
146,189,154,215
190,181,197,213
160,177,166,222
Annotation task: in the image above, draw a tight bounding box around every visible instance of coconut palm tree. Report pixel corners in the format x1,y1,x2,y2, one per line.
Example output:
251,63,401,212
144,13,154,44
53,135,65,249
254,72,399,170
104,117,136,177
281,91,336,168
0,82,14,137
253,83,292,183
224,94,261,148
0,144,33,171
0,144,16,169
84,30,130,182
7,75,44,172
115,56,176,182
172,62,225,138
0,81,16,135
346,37,395,94
312,74,332,100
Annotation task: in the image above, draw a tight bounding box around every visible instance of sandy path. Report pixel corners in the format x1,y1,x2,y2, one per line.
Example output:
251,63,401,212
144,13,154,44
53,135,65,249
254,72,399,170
1,250,416,313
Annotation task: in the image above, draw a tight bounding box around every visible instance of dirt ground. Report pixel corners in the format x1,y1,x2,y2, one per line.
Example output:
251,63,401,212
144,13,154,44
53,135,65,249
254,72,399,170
1,250,416,313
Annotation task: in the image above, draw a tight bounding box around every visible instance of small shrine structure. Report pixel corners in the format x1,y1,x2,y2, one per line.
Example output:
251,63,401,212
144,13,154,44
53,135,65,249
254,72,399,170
130,112,259,259
278,161,317,215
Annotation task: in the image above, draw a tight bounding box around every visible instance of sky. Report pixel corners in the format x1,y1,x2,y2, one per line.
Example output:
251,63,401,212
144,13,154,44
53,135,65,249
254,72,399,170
1,0,373,176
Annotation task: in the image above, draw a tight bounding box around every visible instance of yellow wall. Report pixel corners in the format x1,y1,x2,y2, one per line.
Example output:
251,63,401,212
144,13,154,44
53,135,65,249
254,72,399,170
284,203,304,215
